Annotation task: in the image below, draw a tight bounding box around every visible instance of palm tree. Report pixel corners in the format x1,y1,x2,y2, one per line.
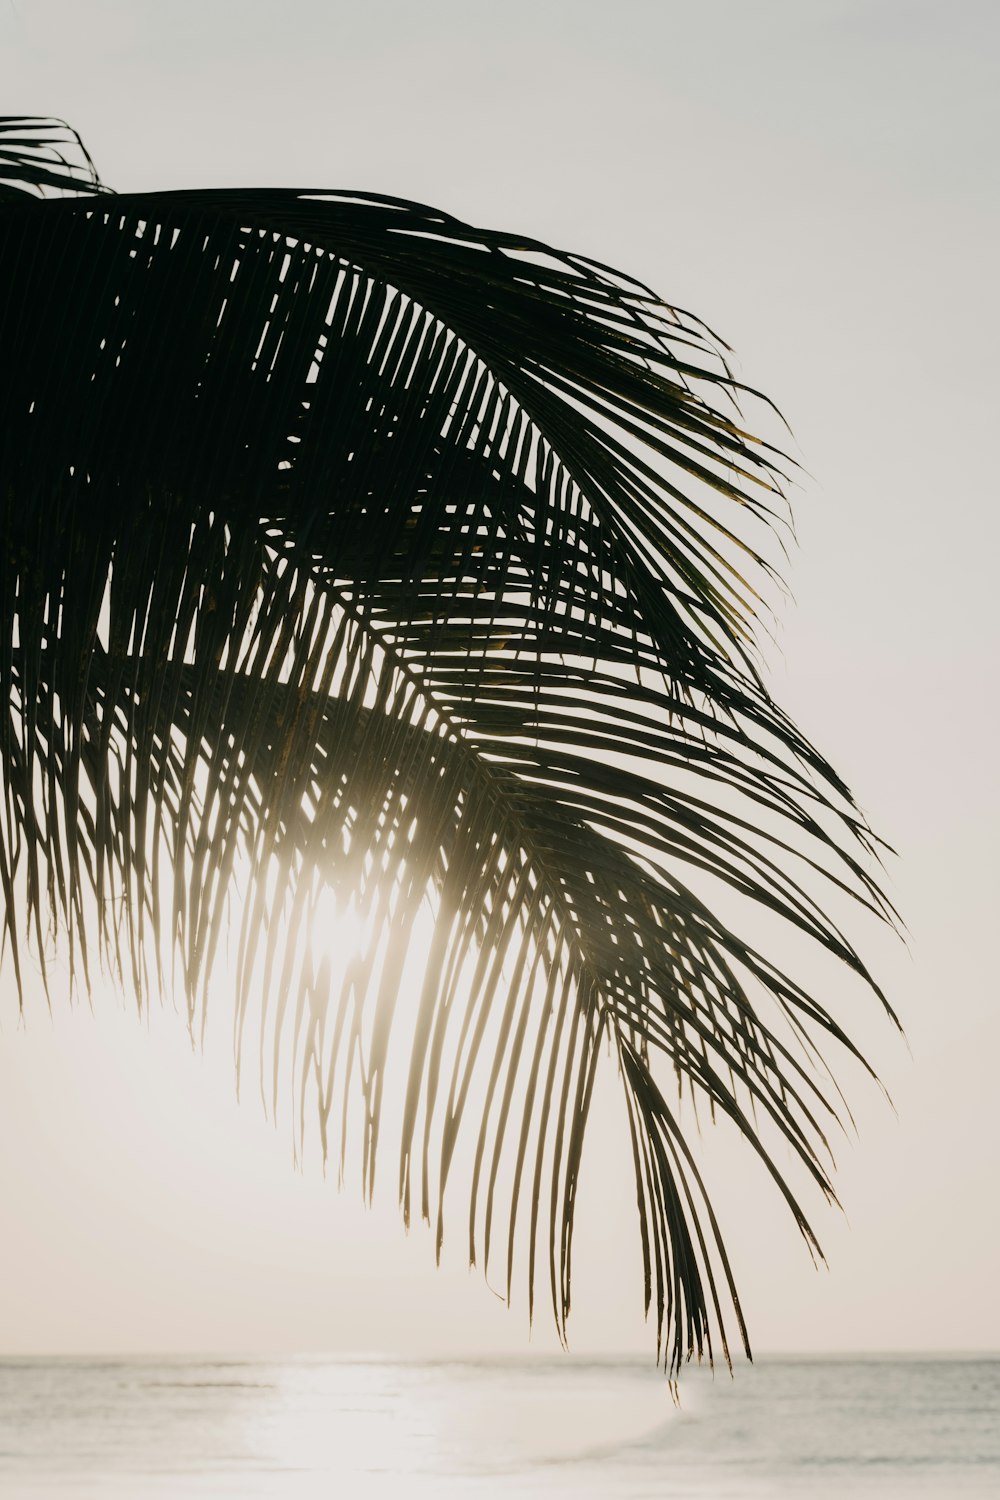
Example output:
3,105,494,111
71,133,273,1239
0,117,895,1375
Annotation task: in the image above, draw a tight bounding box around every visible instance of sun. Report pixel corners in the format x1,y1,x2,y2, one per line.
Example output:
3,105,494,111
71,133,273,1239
305,885,375,978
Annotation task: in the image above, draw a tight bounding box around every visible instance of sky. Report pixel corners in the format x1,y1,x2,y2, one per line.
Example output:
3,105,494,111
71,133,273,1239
0,0,997,1361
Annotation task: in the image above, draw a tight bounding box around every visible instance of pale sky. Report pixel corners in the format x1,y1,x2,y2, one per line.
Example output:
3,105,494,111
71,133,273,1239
1,0,997,1360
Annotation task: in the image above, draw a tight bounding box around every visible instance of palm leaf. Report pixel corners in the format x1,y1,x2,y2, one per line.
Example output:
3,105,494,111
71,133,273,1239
0,119,896,1374
0,115,108,200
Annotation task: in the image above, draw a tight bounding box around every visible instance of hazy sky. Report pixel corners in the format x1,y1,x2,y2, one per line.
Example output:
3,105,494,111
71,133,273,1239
1,0,997,1360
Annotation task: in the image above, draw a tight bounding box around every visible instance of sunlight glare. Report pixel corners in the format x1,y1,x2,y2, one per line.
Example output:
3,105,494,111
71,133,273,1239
306,885,374,978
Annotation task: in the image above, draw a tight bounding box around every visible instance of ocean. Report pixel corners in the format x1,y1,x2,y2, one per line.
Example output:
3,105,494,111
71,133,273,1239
0,1354,997,1497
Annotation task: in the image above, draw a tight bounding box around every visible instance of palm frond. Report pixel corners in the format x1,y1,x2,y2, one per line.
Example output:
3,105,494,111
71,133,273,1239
0,116,108,200
0,120,896,1375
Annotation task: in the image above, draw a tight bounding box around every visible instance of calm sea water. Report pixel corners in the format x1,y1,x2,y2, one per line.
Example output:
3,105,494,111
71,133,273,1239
0,1354,997,1498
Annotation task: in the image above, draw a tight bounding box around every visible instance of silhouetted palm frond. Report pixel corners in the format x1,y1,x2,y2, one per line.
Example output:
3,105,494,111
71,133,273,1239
0,118,896,1374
